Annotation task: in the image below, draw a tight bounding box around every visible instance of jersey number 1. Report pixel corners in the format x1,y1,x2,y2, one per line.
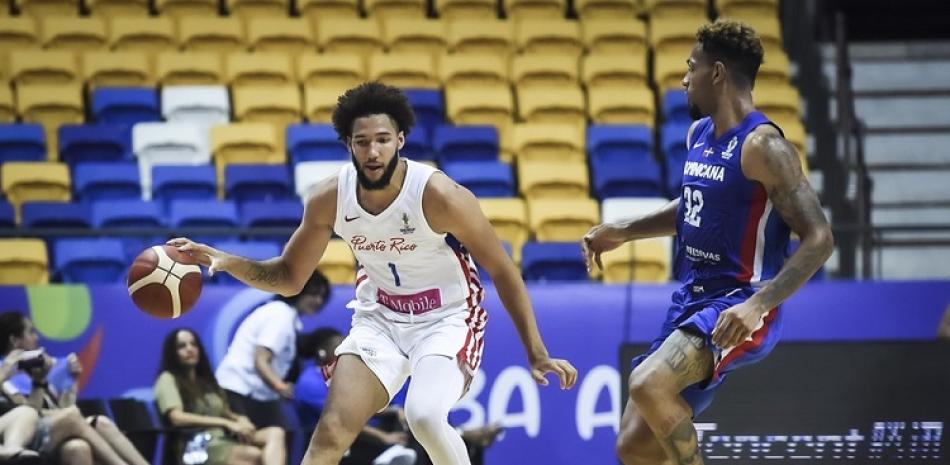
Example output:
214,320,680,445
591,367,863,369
388,263,402,287
683,186,704,227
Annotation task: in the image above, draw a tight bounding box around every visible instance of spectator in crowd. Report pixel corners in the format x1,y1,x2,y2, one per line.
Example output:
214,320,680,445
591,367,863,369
215,270,330,430
938,303,950,340
0,310,147,465
0,349,40,463
155,328,285,465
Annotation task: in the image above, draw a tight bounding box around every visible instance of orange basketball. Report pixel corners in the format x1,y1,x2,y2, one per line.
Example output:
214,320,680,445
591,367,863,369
127,245,203,319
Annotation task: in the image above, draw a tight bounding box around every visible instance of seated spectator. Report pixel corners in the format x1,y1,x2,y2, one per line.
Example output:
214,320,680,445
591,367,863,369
0,310,147,465
155,328,285,465
938,303,950,340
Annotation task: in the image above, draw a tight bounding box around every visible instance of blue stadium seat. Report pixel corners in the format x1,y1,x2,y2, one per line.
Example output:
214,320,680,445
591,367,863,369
441,161,514,197
170,199,240,243
661,122,690,195
92,87,160,125
225,165,293,203
0,124,46,163
59,124,131,166
404,89,444,136
0,201,14,228
213,241,282,284
152,165,217,206
21,202,92,228
73,162,141,201
54,238,127,284
401,126,433,161
432,125,499,163
241,199,302,247
521,242,588,282
92,199,164,260
663,90,690,124
587,125,652,165
591,156,663,199
287,124,348,164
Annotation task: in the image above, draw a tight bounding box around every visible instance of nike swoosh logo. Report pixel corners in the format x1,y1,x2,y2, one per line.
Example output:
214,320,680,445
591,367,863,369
345,215,360,222
692,141,705,149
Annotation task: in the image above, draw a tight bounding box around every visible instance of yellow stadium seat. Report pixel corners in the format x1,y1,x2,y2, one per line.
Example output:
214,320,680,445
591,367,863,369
233,84,302,130
247,17,315,55
575,0,639,20
1,162,71,211
226,0,288,18
516,19,583,58
41,16,108,51
528,197,599,242
512,54,578,88
654,52,688,91
304,83,352,123
9,50,79,85
479,198,528,263
716,0,778,18
369,52,440,89
445,83,514,132
447,20,513,57
86,0,149,17
211,123,285,182
15,0,79,17
518,159,589,200
16,83,84,159
588,86,654,126
365,0,426,17
0,86,14,123
0,239,49,285
649,15,706,57
440,53,509,90
737,12,782,51
599,240,671,283
582,18,648,55
382,18,448,57
156,51,224,85
645,0,706,18
319,240,356,284
758,48,790,85
770,113,807,168
435,0,496,20
298,0,360,20
504,0,566,22
516,85,586,130
582,52,648,88
155,0,218,17
297,53,365,88
82,51,153,88
512,123,584,163
753,82,800,122
226,52,295,88
316,18,383,58
109,17,177,55
179,17,246,54
0,17,40,51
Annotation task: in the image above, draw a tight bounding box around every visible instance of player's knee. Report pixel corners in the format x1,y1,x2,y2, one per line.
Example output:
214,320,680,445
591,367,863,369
628,364,666,404
312,412,348,447
615,428,656,465
405,406,446,439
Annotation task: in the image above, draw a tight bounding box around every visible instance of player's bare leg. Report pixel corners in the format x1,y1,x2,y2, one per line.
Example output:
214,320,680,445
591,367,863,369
627,330,713,465
616,394,673,465
300,354,390,465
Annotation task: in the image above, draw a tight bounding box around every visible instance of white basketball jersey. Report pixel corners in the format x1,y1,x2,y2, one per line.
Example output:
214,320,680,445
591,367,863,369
333,160,484,323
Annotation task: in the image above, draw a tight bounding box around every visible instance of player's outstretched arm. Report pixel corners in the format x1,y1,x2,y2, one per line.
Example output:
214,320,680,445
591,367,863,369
423,173,578,390
712,126,834,348
168,177,338,297
581,199,680,272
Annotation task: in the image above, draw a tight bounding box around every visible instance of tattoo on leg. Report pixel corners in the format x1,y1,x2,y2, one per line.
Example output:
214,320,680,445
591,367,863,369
661,417,703,465
662,332,710,383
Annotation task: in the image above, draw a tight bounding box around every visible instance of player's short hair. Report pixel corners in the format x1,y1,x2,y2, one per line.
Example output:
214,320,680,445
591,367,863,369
696,19,764,87
332,81,415,141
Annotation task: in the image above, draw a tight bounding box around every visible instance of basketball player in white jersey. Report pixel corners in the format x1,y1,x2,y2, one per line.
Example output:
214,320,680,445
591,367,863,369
169,82,578,465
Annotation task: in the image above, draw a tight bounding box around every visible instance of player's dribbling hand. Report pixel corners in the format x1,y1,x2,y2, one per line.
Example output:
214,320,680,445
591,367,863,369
530,358,578,390
581,223,628,272
167,238,229,277
711,300,767,349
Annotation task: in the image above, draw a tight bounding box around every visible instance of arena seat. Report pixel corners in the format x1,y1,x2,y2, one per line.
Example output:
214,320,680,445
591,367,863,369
645,0,706,19
582,52,649,89
211,123,284,185
73,162,141,201
504,0,565,22
381,18,447,56
109,17,177,55
587,124,652,165
512,54,579,89
517,85,586,131
521,242,588,282
41,16,107,51
432,125,499,163
161,86,230,127
447,20,513,56
442,161,514,197
297,53,366,88
82,51,153,88
92,88,160,125
21,201,91,228
0,238,49,285
591,155,664,199
152,165,217,206
574,0,639,20
294,160,347,198
298,0,360,20
434,0,496,20
319,240,356,284
587,86,655,126
518,160,589,200
440,54,509,90
403,89,445,136
479,198,528,263
226,52,295,88
54,238,127,284
154,0,218,17
0,17,39,51
516,19,583,58
316,18,384,59
9,50,79,85
287,124,347,164
364,0,426,17
512,122,584,163
247,17,315,55
599,239,671,282
232,84,302,129
0,124,46,163
156,51,224,86
225,164,294,202
179,17,246,54
369,52,440,89
86,0,149,17
225,0,288,18
528,197,599,242
1,162,71,211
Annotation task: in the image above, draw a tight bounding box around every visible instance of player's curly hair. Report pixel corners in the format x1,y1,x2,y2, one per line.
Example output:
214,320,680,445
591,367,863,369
696,19,764,87
332,81,415,141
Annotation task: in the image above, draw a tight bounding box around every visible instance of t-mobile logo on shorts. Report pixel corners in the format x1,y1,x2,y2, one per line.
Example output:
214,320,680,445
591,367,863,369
377,288,442,315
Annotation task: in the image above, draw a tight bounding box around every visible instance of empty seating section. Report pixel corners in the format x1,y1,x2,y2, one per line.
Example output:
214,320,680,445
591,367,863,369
0,0,804,284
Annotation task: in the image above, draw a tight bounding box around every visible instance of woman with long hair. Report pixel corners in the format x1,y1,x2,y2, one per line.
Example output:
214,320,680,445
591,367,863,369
154,328,285,465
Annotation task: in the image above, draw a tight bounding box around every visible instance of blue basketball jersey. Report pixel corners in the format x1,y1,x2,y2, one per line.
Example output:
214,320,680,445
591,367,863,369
673,111,791,287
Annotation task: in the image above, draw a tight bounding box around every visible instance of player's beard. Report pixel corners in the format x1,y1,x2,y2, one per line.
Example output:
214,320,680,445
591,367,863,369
353,151,399,191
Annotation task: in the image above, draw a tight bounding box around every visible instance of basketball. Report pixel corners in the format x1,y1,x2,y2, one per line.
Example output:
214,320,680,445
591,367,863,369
127,245,203,319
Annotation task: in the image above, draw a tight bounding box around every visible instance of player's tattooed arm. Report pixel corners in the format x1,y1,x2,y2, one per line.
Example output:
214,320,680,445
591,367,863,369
742,126,834,311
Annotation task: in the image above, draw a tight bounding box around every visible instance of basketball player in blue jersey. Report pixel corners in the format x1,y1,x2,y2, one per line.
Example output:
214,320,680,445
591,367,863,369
583,20,834,465
169,82,577,465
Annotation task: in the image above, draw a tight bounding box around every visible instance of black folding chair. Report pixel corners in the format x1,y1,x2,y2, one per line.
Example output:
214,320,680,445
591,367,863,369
107,398,161,464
